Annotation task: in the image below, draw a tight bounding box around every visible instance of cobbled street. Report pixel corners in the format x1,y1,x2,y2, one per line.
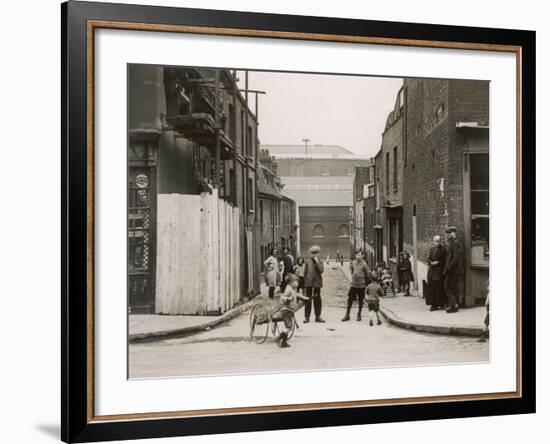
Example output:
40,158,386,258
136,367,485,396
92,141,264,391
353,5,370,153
129,266,488,379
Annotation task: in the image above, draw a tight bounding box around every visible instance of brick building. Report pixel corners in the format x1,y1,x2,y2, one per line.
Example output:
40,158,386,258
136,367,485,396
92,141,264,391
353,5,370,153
377,86,406,282
352,164,376,266
401,78,489,306
128,65,296,314
264,144,371,260
353,78,489,306
257,154,298,264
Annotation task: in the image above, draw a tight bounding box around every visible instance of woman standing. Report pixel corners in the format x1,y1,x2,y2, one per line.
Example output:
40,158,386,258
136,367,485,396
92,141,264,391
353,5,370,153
264,248,280,299
398,252,414,296
397,252,405,292
427,235,447,311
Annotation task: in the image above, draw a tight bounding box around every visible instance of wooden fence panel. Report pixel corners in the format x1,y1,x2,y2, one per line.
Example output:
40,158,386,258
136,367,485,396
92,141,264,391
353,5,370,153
155,194,201,314
155,191,244,315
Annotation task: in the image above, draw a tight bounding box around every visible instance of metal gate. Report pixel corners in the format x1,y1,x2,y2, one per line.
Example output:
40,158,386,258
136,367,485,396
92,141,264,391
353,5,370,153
128,137,161,314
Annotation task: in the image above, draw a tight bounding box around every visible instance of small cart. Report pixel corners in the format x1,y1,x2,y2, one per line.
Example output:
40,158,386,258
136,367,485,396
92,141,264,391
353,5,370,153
249,299,305,344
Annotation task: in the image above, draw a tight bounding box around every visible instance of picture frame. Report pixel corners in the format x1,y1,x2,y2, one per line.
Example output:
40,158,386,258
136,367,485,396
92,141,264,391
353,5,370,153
61,1,536,442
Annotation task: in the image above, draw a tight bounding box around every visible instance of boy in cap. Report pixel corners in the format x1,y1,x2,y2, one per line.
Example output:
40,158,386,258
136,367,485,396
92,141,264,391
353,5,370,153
274,273,310,347
303,245,325,323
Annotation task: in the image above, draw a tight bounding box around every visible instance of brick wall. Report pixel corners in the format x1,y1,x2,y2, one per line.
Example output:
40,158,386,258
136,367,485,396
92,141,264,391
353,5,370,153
402,78,452,265
381,110,404,207
401,78,489,300
300,206,352,259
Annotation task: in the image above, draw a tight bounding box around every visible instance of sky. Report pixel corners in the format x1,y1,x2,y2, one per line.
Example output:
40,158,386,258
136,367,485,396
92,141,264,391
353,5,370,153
239,71,403,159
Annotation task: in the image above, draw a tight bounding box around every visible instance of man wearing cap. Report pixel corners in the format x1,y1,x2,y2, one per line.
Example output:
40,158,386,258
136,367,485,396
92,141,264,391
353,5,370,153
443,226,463,313
303,245,326,323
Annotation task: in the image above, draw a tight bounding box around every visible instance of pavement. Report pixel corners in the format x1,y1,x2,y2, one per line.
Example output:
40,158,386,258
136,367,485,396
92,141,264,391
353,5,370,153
129,296,262,343
340,263,486,336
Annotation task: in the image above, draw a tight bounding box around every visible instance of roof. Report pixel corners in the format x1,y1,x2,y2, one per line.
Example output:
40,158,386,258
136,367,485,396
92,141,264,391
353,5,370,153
262,144,365,160
257,164,281,199
282,189,353,207
279,175,353,191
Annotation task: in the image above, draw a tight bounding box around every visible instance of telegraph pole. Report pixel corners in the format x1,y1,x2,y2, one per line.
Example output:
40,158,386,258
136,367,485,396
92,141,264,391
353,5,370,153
302,138,311,155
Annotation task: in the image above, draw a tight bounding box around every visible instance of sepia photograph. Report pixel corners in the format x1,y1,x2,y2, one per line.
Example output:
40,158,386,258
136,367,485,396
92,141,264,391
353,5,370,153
127,64,490,379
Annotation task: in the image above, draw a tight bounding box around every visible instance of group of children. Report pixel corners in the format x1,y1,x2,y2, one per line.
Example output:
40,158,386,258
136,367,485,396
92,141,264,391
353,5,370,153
265,247,489,348
373,252,414,297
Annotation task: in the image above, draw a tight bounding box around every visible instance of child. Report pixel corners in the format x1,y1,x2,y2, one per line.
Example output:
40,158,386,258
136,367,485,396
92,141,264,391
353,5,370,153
342,249,370,322
477,281,490,342
365,271,384,326
376,261,386,278
277,260,285,293
263,248,279,299
275,274,310,347
381,268,393,295
293,257,306,294
398,252,414,296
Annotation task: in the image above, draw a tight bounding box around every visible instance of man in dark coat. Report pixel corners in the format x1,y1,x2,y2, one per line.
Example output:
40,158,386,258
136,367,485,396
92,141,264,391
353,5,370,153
427,235,447,311
303,245,325,323
443,226,463,313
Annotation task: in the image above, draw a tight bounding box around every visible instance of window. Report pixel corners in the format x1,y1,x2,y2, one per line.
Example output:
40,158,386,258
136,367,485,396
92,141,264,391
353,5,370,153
470,153,489,266
367,184,375,198
388,218,402,259
321,165,330,176
227,103,234,140
347,167,354,176
247,125,253,158
393,146,398,191
338,224,350,238
248,178,254,212
312,224,325,238
228,169,234,204
385,152,390,193
260,200,264,228
376,178,381,210
295,163,304,176
240,109,245,155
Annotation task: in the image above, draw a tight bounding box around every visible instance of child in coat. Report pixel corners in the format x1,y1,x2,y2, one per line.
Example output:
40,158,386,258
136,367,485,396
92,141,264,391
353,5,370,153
381,268,393,295
275,274,310,347
365,271,384,326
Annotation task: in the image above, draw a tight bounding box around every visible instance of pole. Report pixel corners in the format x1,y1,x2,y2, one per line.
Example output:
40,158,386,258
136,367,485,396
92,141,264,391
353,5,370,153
254,91,259,225
245,71,249,226
214,69,220,188
302,138,310,155
232,70,238,207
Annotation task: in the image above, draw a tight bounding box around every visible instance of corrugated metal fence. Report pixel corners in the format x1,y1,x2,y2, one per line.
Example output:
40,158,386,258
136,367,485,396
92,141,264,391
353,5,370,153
155,190,241,315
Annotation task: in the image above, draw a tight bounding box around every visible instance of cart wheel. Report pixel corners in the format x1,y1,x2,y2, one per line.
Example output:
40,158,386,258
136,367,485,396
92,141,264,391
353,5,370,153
250,304,269,344
287,316,297,340
273,316,297,341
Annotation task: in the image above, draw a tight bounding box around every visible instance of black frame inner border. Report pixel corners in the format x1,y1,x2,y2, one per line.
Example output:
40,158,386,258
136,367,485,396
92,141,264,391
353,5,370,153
62,1,536,442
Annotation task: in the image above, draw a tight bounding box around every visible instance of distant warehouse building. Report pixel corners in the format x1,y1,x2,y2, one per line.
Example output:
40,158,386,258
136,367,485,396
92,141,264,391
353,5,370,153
263,144,371,260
